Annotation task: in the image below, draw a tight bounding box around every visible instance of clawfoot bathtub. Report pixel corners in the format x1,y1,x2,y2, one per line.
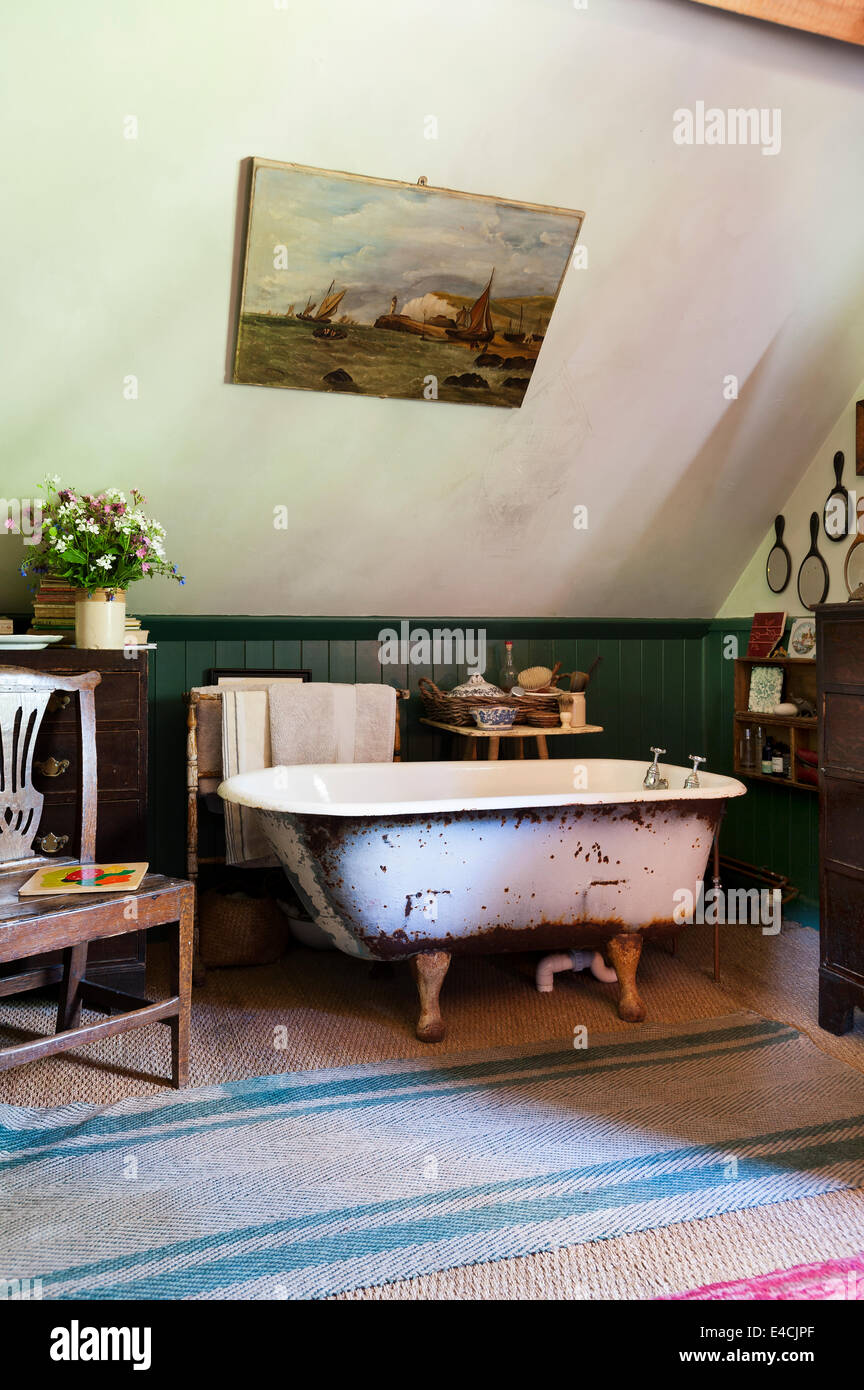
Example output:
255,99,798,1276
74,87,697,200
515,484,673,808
219,759,745,1042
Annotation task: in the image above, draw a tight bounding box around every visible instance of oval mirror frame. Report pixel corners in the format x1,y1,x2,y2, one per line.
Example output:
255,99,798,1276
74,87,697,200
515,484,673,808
844,499,864,597
766,514,792,594
797,511,830,611
823,450,850,543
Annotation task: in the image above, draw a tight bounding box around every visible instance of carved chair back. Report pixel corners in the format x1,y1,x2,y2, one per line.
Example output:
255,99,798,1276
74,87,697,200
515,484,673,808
0,667,100,868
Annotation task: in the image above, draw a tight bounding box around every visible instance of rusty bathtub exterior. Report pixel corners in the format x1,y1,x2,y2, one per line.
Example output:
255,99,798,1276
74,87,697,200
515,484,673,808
219,758,745,1035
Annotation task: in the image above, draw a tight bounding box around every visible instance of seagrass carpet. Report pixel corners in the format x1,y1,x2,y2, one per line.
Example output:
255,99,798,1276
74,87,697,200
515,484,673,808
1,920,863,1299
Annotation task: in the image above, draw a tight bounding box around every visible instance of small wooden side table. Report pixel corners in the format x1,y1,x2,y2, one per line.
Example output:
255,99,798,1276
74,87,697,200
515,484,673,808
420,718,603,760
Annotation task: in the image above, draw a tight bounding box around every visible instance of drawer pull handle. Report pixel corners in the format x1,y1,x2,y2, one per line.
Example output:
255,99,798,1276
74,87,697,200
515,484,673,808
47,693,71,713
34,757,70,778
36,832,69,855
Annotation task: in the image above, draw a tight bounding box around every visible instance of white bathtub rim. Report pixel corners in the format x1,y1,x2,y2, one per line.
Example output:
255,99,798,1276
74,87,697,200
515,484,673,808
219,760,747,818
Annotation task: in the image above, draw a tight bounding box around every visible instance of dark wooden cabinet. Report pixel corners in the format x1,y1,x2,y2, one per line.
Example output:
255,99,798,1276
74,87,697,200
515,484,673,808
817,604,864,1034
0,649,148,991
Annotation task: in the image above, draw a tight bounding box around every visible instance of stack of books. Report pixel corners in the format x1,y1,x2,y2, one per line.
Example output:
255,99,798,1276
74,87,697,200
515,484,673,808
28,578,149,646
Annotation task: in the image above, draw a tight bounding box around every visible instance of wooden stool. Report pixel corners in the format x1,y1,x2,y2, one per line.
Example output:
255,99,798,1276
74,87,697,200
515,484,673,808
419,718,603,760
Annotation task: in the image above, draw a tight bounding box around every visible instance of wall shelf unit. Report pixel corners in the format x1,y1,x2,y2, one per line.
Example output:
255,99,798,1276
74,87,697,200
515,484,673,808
733,656,818,793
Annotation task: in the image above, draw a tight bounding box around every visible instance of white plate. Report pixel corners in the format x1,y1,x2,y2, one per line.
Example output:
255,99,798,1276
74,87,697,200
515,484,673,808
0,634,65,648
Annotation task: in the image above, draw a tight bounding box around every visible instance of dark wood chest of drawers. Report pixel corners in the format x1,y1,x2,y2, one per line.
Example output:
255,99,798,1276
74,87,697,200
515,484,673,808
0,649,148,991
817,604,864,1033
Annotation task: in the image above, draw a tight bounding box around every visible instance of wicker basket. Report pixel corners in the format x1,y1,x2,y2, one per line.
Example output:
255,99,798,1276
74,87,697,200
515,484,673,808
418,676,518,727
198,890,291,968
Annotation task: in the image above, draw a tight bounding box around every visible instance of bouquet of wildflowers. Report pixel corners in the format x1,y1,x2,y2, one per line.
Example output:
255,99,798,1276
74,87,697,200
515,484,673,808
20,477,184,593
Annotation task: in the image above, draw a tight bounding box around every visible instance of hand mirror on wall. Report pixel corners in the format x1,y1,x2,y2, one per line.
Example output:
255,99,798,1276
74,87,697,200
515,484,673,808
823,450,850,542
797,511,830,610
766,514,792,593
845,498,864,598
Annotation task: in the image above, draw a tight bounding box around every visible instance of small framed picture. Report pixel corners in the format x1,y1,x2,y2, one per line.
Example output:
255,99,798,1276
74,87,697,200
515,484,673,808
788,618,817,659
208,668,311,688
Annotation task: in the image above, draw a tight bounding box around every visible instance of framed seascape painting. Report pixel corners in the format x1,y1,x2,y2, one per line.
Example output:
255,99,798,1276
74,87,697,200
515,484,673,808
230,159,584,409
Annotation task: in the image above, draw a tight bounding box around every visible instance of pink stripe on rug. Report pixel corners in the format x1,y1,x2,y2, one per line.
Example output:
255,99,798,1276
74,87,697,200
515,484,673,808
664,1252,864,1301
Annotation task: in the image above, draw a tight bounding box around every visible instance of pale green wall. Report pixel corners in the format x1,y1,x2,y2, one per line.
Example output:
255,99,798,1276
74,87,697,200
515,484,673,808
2,0,863,618
719,378,864,616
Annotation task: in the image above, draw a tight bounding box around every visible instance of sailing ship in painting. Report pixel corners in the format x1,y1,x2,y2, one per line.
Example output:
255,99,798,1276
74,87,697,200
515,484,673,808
371,272,496,349
296,281,347,323
232,160,583,408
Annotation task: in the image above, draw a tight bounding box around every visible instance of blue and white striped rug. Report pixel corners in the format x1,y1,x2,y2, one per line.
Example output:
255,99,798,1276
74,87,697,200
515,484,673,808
3,1012,864,1300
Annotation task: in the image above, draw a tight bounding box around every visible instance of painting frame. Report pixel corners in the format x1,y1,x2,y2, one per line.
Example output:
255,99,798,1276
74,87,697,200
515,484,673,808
208,668,311,687
229,158,585,409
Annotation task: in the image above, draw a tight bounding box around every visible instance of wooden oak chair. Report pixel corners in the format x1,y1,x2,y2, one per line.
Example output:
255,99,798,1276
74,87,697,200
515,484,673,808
0,666,193,1087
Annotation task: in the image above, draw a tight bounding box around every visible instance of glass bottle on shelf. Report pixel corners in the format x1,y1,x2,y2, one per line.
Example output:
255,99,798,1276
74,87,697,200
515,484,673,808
499,640,517,692
761,731,774,776
772,741,785,776
739,726,757,770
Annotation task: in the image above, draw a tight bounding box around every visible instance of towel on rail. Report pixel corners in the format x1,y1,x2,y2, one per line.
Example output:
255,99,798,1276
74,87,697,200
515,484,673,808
223,683,397,866
269,682,397,768
221,689,278,867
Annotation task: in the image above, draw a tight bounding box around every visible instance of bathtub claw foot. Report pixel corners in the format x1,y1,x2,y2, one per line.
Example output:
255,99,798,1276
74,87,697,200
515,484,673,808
608,933,646,1023
411,951,451,1043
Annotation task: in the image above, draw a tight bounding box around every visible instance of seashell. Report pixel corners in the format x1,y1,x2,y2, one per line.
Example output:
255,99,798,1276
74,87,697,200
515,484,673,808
517,665,553,690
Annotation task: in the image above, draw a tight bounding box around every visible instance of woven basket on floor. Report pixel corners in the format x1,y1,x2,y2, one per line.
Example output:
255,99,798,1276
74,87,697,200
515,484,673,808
198,890,290,968
418,676,518,727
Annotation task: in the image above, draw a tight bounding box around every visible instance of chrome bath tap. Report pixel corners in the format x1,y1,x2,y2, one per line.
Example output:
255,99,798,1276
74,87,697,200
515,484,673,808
643,747,668,790
684,755,706,789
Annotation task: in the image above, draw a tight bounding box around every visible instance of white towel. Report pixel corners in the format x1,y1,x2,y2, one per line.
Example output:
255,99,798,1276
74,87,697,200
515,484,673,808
221,689,278,866
332,684,357,763
222,683,397,866
268,683,396,768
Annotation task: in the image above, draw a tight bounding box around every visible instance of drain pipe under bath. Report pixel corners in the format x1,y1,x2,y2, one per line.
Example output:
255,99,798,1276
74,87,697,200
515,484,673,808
536,949,618,993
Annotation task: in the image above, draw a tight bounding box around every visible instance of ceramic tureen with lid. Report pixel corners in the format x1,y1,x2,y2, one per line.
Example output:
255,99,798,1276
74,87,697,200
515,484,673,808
448,672,505,699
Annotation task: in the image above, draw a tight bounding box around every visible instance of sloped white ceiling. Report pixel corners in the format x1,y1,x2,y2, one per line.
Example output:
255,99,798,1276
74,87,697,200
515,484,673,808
0,0,862,617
